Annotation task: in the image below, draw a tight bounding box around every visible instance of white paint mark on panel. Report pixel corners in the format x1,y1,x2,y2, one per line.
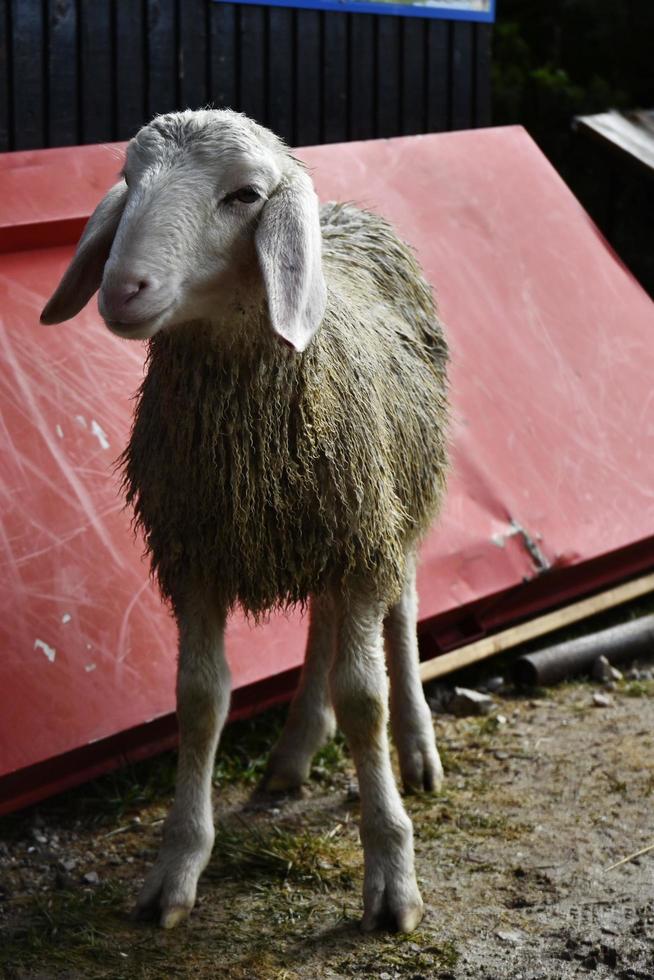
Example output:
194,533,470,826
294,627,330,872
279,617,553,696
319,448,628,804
85,663,96,672
34,639,56,663
55,424,64,439
61,613,72,624
492,525,521,548
75,414,87,428
90,419,110,450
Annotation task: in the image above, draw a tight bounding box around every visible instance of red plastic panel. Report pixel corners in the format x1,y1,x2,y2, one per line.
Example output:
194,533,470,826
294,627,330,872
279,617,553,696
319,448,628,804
1,128,653,813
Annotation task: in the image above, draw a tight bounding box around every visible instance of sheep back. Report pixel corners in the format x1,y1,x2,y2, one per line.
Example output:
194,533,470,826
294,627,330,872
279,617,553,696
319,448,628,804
121,202,449,616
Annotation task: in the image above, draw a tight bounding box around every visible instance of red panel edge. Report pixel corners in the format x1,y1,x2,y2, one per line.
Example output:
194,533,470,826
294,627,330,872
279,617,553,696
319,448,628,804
0,217,88,254
0,665,300,817
420,537,654,655
2,539,652,818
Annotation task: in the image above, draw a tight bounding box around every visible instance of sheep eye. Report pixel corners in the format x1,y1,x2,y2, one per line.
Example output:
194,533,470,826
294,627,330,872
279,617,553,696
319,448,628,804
230,186,260,204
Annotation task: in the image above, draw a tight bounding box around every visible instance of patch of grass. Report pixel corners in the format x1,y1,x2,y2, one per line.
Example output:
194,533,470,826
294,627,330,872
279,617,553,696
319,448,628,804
341,933,459,977
214,709,349,788
0,880,150,978
213,707,286,786
311,731,349,783
208,818,357,890
476,714,499,735
457,810,506,832
0,752,180,843
602,772,628,796
622,679,654,698
456,809,531,840
432,741,465,776
0,706,305,844
0,703,349,846
412,795,531,845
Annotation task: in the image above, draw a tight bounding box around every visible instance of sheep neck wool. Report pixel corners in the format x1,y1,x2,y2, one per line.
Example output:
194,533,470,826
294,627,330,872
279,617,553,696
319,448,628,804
121,203,449,617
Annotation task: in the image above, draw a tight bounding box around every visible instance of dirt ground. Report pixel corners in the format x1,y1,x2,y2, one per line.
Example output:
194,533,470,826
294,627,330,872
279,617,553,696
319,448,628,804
1,668,653,980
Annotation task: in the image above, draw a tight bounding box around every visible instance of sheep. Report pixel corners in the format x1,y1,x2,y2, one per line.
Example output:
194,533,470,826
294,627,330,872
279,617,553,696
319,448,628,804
41,109,449,934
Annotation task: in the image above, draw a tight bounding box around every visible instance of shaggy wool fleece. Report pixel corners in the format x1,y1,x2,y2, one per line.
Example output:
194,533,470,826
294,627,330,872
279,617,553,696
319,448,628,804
121,202,449,616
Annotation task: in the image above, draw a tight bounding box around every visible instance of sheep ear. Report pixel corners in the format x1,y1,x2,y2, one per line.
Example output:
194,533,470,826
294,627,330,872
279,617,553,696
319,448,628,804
40,182,128,325
255,171,326,352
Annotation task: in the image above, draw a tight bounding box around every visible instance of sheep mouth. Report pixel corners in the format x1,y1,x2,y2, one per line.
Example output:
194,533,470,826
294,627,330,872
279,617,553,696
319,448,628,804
104,306,174,340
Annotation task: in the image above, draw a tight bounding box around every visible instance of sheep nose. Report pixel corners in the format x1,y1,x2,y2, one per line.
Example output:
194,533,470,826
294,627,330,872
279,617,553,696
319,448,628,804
99,271,167,326
101,277,151,318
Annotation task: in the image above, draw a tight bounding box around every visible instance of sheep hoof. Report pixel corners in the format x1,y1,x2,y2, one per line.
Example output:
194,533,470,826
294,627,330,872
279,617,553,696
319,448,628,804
133,877,195,930
258,771,304,793
360,884,425,934
133,871,196,928
249,772,307,808
161,905,192,930
254,755,310,797
133,831,211,929
398,740,444,795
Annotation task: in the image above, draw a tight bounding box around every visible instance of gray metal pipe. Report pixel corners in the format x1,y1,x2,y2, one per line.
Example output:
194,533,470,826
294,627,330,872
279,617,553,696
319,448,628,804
513,613,654,687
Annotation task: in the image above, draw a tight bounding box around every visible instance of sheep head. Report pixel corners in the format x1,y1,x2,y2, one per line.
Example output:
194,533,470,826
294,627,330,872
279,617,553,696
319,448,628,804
40,109,327,352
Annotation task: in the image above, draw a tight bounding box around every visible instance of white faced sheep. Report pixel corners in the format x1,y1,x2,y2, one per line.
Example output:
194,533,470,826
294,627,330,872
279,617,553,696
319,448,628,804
41,109,449,934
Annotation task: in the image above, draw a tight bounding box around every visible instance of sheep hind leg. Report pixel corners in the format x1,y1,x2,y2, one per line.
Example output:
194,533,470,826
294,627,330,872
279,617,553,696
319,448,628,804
134,595,230,929
385,555,443,794
258,592,336,793
331,591,423,933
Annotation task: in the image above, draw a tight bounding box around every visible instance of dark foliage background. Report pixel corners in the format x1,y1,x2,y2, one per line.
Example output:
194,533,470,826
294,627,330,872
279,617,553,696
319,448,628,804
492,0,654,294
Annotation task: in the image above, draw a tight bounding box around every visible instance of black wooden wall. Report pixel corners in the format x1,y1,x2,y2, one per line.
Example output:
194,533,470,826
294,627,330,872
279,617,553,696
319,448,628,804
0,0,491,152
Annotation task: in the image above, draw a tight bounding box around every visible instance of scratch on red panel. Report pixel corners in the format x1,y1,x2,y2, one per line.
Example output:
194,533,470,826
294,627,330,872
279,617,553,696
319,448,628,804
117,578,151,662
90,420,110,450
0,317,127,570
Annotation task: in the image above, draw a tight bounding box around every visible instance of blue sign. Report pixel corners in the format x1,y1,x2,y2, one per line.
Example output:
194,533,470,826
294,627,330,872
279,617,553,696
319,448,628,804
213,0,495,22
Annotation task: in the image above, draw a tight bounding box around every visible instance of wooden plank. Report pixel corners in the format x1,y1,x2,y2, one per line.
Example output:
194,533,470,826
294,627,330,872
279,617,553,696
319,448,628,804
146,0,178,118
179,0,208,110
209,2,236,109
294,9,320,146
11,0,44,150
79,0,113,144
115,1,145,140
450,20,473,130
349,13,375,142
376,16,400,138
0,0,11,150
267,6,294,144
419,573,654,683
46,0,78,146
426,19,449,132
238,5,266,124
474,23,491,128
322,11,348,144
575,111,654,176
401,18,426,136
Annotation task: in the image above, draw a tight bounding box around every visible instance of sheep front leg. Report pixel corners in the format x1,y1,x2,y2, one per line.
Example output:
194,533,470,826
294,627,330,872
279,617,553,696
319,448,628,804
135,599,230,929
385,555,443,793
259,592,336,792
331,592,424,933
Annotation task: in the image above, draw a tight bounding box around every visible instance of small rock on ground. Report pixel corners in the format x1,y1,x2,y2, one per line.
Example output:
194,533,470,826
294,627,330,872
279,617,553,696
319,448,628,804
480,675,505,693
450,687,495,717
592,656,613,683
